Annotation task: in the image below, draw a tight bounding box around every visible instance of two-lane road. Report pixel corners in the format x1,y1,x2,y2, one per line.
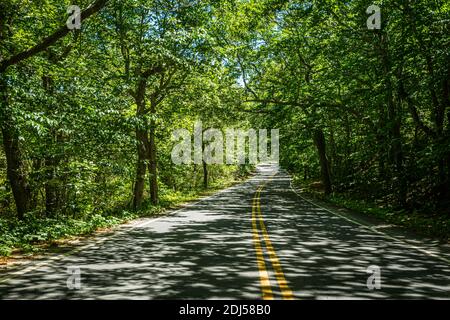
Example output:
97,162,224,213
1,164,449,299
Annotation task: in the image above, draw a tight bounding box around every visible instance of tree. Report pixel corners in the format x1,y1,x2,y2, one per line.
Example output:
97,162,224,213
0,0,108,218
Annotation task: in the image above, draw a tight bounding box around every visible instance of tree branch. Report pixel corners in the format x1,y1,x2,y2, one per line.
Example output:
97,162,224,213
244,98,306,108
0,0,109,73
399,79,436,137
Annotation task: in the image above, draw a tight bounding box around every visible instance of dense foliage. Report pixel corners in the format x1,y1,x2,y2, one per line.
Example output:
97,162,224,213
0,0,449,254
235,0,449,214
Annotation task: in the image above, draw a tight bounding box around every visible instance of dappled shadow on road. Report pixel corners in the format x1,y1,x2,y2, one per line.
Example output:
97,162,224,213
1,164,449,299
0,180,265,300
259,167,450,299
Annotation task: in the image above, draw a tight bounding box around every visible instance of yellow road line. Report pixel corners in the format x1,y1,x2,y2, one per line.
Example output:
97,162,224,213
252,194,274,299
251,176,294,300
255,188,294,300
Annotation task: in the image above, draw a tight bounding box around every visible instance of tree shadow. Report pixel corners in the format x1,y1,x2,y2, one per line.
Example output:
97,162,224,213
0,164,449,299
259,166,450,299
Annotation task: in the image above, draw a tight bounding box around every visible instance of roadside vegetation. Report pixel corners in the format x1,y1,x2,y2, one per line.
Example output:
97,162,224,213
0,166,251,258
293,176,450,241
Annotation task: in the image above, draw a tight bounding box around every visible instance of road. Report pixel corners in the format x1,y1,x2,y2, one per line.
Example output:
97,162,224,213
1,163,449,299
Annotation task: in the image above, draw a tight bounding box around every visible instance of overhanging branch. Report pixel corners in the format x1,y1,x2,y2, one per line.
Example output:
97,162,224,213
0,0,109,73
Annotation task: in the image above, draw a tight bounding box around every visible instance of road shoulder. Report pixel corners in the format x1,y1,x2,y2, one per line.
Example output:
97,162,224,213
289,180,450,265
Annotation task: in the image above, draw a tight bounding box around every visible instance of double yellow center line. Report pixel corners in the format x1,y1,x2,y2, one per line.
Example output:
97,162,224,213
251,176,294,300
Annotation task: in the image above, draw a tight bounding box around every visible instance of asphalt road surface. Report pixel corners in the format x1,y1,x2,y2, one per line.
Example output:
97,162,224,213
1,163,450,299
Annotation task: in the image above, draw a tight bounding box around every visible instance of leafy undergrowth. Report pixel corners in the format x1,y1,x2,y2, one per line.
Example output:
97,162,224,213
292,176,450,241
0,175,247,258
0,211,136,257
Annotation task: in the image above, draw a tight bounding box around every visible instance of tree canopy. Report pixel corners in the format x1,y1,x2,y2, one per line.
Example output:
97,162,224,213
0,0,449,254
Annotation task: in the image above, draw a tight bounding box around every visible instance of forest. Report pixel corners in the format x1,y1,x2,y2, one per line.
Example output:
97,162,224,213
0,0,449,257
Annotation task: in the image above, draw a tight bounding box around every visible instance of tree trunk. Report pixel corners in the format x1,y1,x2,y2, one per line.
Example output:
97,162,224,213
146,98,158,205
445,62,450,188
0,75,30,219
133,128,147,210
379,32,407,207
42,75,62,217
45,156,59,216
201,138,208,189
203,160,208,189
132,77,148,210
148,126,158,205
313,129,332,195
387,81,406,207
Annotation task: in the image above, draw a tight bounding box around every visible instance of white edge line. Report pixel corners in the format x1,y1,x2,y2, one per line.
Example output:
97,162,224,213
288,179,450,265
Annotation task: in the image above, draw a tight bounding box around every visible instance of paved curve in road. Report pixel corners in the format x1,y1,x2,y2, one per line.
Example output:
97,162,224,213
1,164,449,299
